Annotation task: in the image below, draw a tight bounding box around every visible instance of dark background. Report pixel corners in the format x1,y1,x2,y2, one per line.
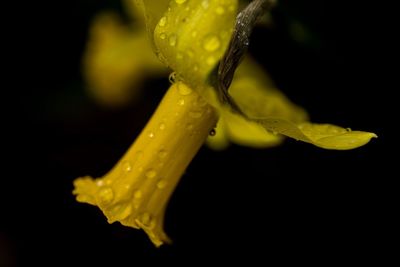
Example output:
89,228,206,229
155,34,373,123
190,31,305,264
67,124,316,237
2,0,394,266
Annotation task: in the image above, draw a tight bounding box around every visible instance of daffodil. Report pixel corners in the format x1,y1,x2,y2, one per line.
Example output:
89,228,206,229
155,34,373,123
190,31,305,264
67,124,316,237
73,0,376,247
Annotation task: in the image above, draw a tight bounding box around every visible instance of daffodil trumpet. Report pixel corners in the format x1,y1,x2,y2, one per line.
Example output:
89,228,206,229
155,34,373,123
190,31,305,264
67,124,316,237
74,82,217,246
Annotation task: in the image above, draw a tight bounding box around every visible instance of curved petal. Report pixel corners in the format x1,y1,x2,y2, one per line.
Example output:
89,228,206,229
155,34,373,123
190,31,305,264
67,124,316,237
153,0,238,94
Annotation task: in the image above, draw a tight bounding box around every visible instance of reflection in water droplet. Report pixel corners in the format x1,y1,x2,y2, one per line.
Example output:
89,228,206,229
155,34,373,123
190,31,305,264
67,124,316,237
122,161,132,172
145,169,157,179
203,35,221,51
177,83,192,95
98,187,114,204
216,6,225,14
157,179,167,189
159,123,166,130
159,33,166,40
175,0,187,4
159,16,167,27
158,149,167,159
148,132,155,138
169,34,177,46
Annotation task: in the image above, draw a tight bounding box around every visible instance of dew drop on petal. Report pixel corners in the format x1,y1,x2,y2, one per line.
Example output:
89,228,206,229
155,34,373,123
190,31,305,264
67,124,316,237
169,72,176,83
203,35,221,51
159,33,166,40
122,160,132,172
209,128,216,136
157,179,167,189
178,98,185,106
98,187,114,204
148,132,155,138
178,83,193,95
159,123,166,130
158,16,167,27
169,34,177,46
145,169,157,179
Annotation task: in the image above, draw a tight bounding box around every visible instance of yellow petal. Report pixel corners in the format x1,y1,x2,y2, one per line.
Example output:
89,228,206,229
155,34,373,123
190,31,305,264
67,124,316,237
153,0,238,96
83,12,166,107
220,108,284,148
73,82,218,246
230,57,309,122
134,0,170,45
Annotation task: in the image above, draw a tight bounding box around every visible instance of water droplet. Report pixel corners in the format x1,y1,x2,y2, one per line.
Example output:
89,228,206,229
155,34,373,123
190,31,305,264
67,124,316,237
206,56,216,65
177,83,192,95
134,190,142,199
346,128,352,132
159,33,166,40
209,128,216,136
158,149,167,159
203,35,221,51
157,179,167,189
216,6,225,14
169,34,177,46
148,132,155,138
158,16,167,27
145,169,157,179
178,98,185,106
122,160,132,172
98,187,114,204
175,0,187,4
159,123,166,130
189,111,202,118
169,72,176,83
201,0,209,9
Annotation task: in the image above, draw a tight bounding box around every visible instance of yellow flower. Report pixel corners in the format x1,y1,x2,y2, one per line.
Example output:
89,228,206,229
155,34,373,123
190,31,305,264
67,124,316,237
73,0,376,247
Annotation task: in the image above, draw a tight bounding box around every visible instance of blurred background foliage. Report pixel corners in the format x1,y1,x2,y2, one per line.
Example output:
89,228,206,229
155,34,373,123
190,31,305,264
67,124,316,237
1,1,391,266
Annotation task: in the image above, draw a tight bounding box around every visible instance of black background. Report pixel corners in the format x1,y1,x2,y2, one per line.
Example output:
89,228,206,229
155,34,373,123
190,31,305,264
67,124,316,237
1,0,394,266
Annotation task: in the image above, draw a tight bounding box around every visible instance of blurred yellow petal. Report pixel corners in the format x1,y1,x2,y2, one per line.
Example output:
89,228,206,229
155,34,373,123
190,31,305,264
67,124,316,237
231,57,309,122
74,82,218,246
83,12,166,107
154,0,237,100
134,0,170,44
